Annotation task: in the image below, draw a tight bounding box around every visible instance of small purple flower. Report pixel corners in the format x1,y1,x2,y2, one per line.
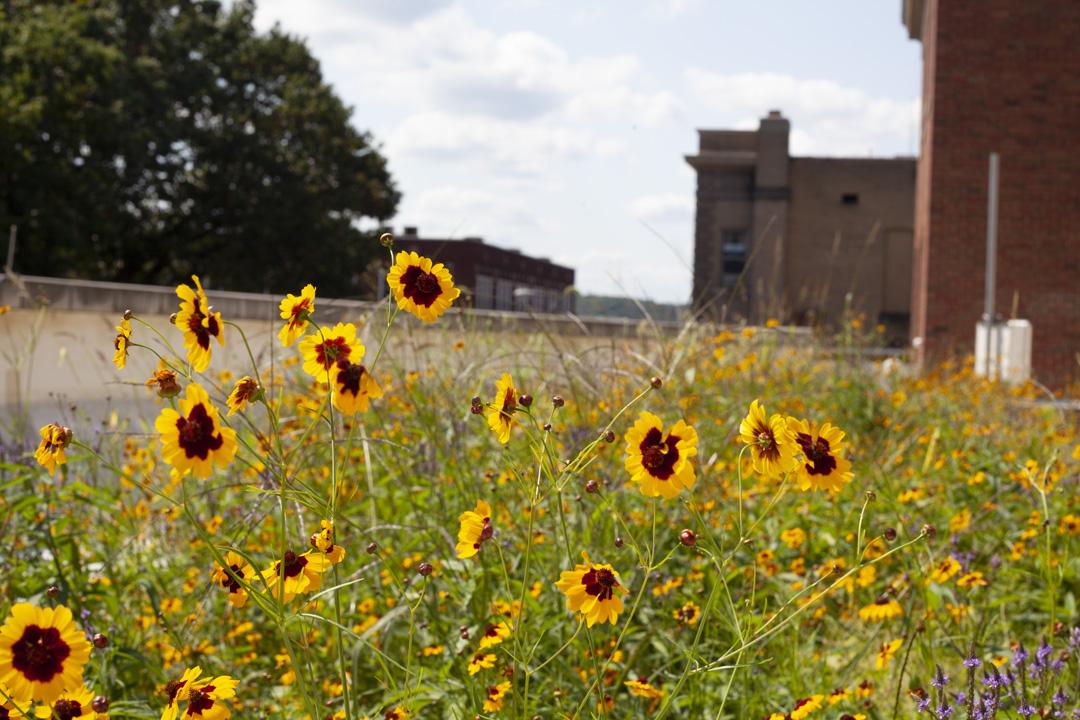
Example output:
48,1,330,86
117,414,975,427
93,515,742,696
932,665,950,689
918,697,931,713
1017,704,1037,718
964,653,982,669
936,702,955,719
1012,643,1029,666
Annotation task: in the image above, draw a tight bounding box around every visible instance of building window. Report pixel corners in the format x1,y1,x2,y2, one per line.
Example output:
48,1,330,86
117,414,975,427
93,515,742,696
841,193,859,205
475,274,494,310
721,230,748,283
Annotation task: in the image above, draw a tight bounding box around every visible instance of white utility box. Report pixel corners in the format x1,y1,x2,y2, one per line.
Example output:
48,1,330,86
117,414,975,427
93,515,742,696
975,319,1032,383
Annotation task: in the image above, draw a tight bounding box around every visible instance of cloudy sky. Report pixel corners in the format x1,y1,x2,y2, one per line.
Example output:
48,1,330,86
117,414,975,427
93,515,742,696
252,0,921,304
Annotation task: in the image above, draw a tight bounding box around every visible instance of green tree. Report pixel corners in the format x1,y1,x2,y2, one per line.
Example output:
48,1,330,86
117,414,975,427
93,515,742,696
0,0,399,297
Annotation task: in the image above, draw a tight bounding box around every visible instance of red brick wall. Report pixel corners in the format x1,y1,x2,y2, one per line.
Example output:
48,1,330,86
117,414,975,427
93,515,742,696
911,0,1080,390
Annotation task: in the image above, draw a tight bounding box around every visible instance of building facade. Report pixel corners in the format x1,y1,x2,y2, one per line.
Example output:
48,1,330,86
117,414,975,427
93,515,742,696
687,112,916,340
388,228,575,313
903,0,1080,389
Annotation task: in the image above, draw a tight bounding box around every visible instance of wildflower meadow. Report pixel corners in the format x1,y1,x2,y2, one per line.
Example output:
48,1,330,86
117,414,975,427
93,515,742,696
1,240,1078,719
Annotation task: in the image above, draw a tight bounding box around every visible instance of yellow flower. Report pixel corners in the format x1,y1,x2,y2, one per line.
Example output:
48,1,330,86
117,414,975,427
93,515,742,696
161,668,238,720
0,603,91,704
875,638,902,669
485,374,517,444
788,419,853,493
383,707,408,720
174,276,223,373
154,383,237,479
478,622,511,649
330,360,383,415
226,376,261,416
957,571,988,588
386,251,461,322
790,695,824,719
298,323,364,381
483,680,511,712
113,317,131,369
623,411,698,498
456,501,494,559
211,552,256,609
0,687,29,718
625,679,663,699
44,683,106,719
738,400,798,478
278,284,316,347
467,652,496,676
673,601,701,625
310,520,346,565
146,364,182,398
858,597,903,622
780,527,806,549
34,423,72,475
555,553,628,627
927,556,961,584
262,550,330,603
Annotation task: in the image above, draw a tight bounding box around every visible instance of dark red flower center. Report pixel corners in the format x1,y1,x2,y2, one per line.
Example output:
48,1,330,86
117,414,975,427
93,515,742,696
275,551,308,579
53,699,82,720
754,424,781,460
582,567,618,601
185,300,220,351
639,428,680,479
400,265,443,307
186,687,216,715
289,299,311,326
11,624,70,682
315,336,350,370
176,403,224,460
335,360,367,396
165,679,186,702
795,433,837,476
221,564,245,593
500,388,516,415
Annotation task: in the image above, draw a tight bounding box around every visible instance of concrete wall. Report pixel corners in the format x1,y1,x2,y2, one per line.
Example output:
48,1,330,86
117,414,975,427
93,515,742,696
907,0,1080,389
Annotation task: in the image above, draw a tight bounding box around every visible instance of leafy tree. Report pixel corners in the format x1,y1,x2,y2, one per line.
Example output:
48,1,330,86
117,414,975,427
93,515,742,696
0,0,399,297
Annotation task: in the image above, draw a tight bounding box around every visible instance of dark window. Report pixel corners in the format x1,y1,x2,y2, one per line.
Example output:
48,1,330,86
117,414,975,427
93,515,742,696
721,230,748,281
842,193,859,205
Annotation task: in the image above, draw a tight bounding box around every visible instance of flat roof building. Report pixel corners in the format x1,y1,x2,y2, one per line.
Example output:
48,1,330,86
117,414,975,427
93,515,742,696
386,228,575,314
686,112,916,341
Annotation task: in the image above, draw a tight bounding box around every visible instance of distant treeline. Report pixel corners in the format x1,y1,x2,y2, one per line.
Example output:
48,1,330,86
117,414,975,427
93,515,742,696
576,295,687,323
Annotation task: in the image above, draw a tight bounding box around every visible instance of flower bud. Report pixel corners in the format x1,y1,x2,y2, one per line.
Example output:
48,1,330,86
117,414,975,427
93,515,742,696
679,529,697,547
366,542,378,555
417,562,433,577
91,696,110,713
603,430,615,443
650,376,662,389
519,393,533,407
865,490,876,502
884,527,897,542
552,395,564,408
584,480,599,494
543,423,552,432
92,633,109,649
459,625,469,640
921,524,936,539
379,232,395,247
614,536,624,548
46,585,59,598
122,309,133,320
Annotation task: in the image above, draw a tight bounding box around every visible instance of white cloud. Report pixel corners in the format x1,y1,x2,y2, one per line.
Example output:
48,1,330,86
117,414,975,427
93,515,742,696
685,69,919,156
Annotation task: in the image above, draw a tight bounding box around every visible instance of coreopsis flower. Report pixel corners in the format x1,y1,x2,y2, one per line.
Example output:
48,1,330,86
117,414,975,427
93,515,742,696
788,419,853,493
386,251,461,322
467,653,496,676
858,597,903,622
739,400,798,478
44,684,105,719
672,601,701,626
927,556,961,584
790,695,824,720
483,681,511,712
625,679,663,700
623,411,698,499
34,423,72,475
485,374,517,444
0,603,91,704
211,552,256,609
298,323,363,381
330,360,383,415
155,383,237,479
478,622,511,649
310,520,345,565
174,276,223,373
113,318,131,369
262,550,330,603
146,365,182,398
555,553,628,627
0,687,28,719
226,377,260,416
876,638,902,669
383,708,408,720
956,571,988,588
278,284,316,347
161,669,237,720
456,501,493,559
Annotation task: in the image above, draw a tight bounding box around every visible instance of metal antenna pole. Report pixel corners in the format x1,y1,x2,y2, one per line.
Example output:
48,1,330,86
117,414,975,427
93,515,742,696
983,153,999,379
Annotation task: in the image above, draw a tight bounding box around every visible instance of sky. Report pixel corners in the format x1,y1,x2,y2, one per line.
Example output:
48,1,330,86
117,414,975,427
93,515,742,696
251,0,922,304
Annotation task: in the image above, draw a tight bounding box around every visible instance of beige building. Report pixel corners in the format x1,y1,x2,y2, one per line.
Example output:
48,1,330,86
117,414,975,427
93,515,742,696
686,111,916,341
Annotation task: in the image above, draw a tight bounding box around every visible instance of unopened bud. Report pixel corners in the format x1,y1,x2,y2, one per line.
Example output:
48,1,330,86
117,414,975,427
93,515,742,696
865,490,876,502
459,625,469,640
169,312,178,324
92,633,109,649
679,529,697,547
122,309,133,320
650,376,662,389
366,542,378,555
91,696,110,713
552,395,564,408
614,536,624,548
584,480,599,494
543,423,552,432
46,585,59,599
417,562,433,577
519,394,533,408
921,524,936,539
603,430,615,443
379,232,395,247
884,527,897,542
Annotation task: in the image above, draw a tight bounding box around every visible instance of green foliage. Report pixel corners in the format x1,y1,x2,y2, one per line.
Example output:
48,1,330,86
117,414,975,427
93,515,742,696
0,0,399,296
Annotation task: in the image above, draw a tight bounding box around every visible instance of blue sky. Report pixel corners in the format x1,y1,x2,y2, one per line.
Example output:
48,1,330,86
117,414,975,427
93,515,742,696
252,0,922,304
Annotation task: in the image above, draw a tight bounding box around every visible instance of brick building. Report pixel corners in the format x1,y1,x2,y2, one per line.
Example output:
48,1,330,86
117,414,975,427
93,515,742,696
686,112,916,340
386,228,575,313
904,0,1080,388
